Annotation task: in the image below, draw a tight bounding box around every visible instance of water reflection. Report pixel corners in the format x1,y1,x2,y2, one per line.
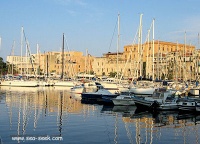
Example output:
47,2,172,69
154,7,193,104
2,87,86,143
101,105,200,144
0,87,200,144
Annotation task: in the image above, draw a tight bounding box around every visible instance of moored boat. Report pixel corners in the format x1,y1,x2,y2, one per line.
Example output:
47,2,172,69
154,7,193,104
81,86,119,104
133,89,179,111
112,95,135,106
177,98,197,111
71,84,85,94
0,79,38,87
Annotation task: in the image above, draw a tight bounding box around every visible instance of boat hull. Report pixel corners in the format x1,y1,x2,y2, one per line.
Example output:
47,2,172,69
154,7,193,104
0,80,38,87
112,99,135,106
189,88,200,96
178,101,196,111
133,96,160,111
130,87,155,95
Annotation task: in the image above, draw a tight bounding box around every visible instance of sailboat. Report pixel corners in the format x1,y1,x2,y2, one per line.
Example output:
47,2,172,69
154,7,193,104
129,17,157,95
99,14,129,94
0,28,38,87
53,33,78,88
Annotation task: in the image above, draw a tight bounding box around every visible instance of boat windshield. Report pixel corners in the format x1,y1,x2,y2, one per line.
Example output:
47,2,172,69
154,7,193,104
152,92,163,98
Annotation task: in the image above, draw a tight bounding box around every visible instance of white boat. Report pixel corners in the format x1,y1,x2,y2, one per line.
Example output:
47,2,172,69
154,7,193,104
53,80,76,87
99,81,129,94
71,84,84,94
112,95,135,106
84,82,98,92
195,100,200,112
71,93,82,101
132,89,179,111
0,80,38,87
177,98,197,111
99,81,119,94
81,86,119,103
37,80,50,86
0,86,39,93
159,98,180,110
129,87,156,95
189,88,200,96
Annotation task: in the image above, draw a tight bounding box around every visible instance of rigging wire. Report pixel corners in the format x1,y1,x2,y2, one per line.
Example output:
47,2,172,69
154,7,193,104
108,17,118,52
23,29,36,76
64,34,76,78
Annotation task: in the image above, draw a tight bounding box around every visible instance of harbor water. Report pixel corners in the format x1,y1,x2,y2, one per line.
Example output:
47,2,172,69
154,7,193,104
0,86,200,144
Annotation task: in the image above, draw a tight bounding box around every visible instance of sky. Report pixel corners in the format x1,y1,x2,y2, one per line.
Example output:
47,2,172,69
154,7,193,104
0,0,200,61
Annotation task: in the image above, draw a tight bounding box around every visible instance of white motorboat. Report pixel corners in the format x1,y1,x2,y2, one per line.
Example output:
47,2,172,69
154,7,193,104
129,80,157,95
112,95,135,106
81,86,119,103
129,87,156,95
71,84,85,94
99,81,120,94
189,88,200,96
84,82,97,89
177,98,198,111
196,101,200,112
132,89,179,111
84,82,98,92
53,80,76,87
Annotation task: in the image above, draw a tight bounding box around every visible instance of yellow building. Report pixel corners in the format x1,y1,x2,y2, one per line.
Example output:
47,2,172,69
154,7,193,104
6,40,197,80
92,40,196,80
6,51,94,78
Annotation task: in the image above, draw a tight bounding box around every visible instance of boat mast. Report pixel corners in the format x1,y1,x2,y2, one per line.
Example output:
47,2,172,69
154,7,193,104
197,33,200,80
61,33,64,80
26,42,28,76
20,26,23,75
175,41,178,83
184,32,187,81
146,20,153,79
117,13,120,81
37,43,40,76
138,14,143,77
146,29,150,79
160,40,163,79
46,52,49,78
152,19,155,81
11,40,15,75
157,40,160,80
83,48,88,79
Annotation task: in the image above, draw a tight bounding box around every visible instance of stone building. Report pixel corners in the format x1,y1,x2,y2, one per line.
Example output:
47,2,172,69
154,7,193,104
6,51,94,78
6,40,199,80
92,40,196,80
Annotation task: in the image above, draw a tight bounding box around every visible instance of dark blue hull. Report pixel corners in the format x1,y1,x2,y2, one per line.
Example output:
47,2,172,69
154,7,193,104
81,93,118,105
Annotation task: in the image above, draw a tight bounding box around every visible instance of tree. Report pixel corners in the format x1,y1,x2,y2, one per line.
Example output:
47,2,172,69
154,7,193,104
0,57,8,76
109,72,117,78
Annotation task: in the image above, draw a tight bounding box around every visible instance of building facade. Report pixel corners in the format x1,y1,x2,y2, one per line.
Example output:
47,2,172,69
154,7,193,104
6,51,94,78
6,40,199,80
